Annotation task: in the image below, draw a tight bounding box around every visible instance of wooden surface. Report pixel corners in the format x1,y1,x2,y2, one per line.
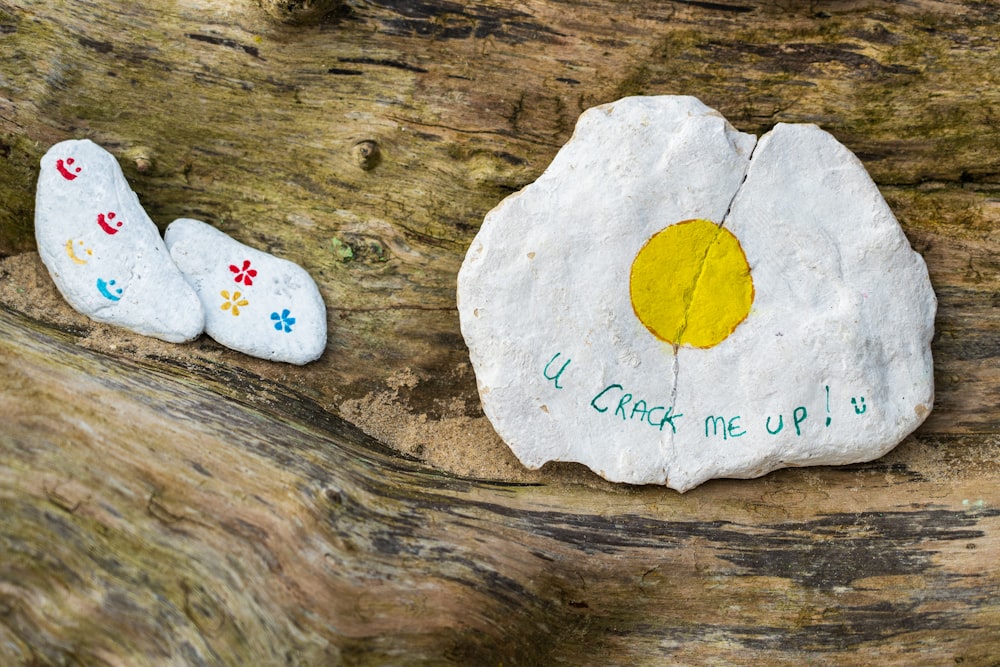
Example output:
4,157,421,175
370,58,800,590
0,0,999,663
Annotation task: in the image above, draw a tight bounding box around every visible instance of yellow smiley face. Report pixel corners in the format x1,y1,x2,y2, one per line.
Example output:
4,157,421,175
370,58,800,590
65,239,94,265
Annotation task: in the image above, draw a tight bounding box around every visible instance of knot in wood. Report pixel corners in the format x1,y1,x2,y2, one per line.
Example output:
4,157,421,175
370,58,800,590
124,146,155,174
255,0,343,25
352,140,381,171
323,487,343,506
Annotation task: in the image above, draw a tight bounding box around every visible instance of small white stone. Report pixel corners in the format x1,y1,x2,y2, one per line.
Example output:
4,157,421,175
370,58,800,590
35,139,204,343
165,218,327,364
457,96,936,492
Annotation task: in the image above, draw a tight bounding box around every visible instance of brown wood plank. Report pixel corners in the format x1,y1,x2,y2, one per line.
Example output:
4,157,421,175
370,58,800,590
0,0,998,661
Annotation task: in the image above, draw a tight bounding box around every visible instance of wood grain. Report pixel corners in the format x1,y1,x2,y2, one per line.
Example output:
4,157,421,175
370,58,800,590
0,0,998,661
3,306,999,664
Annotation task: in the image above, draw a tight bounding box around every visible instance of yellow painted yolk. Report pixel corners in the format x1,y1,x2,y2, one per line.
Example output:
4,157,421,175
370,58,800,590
629,218,754,348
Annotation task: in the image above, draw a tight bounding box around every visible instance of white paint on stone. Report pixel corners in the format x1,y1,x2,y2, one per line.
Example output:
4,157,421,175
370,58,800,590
457,96,936,491
35,139,204,343
165,218,327,365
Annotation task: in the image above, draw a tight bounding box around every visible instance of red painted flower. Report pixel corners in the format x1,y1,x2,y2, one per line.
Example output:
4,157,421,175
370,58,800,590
229,259,257,286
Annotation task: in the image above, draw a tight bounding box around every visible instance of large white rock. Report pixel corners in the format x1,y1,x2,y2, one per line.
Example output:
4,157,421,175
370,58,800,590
457,95,936,492
165,218,327,365
35,139,204,343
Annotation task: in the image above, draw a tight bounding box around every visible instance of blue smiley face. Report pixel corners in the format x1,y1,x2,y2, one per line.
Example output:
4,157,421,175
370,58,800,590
96,278,123,301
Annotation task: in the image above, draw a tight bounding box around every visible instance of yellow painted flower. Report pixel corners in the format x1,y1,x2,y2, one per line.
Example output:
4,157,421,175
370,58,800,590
220,290,248,316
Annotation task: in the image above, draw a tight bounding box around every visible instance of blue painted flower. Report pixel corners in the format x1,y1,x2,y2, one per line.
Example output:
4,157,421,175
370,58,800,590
271,308,296,333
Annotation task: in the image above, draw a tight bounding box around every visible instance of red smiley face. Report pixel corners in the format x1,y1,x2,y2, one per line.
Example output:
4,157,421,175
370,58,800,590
56,157,82,181
97,211,123,235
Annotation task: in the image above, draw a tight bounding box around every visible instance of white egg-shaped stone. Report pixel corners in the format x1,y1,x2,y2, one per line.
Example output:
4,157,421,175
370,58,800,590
165,218,327,365
457,95,935,492
35,139,204,343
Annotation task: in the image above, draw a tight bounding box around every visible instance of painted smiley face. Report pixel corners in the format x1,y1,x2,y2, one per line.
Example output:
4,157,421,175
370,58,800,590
56,157,82,181
96,278,123,301
65,239,94,265
97,211,123,235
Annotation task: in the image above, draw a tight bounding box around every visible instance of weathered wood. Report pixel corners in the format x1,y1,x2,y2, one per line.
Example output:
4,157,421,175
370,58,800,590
3,306,1000,664
1,0,999,662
